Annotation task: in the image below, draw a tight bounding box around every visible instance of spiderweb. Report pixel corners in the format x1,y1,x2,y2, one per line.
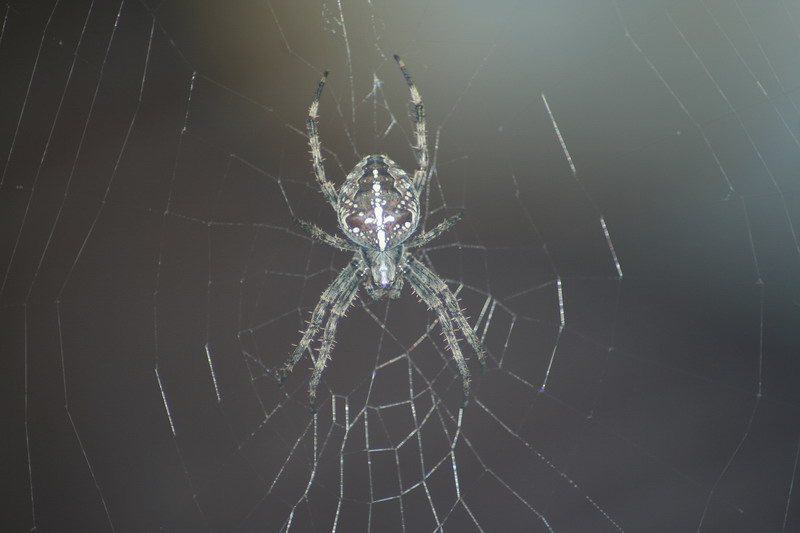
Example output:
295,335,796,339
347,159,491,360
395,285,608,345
4,0,800,532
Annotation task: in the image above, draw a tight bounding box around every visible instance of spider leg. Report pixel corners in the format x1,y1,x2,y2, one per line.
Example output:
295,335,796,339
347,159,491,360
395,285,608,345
294,218,356,252
407,256,486,370
406,258,477,403
275,260,359,385
407,213,462,249
393,55,428,193
308,264,361,411
306,71,338,209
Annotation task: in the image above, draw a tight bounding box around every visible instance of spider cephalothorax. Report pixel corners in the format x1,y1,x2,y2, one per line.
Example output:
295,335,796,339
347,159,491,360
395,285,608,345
277,55,486,410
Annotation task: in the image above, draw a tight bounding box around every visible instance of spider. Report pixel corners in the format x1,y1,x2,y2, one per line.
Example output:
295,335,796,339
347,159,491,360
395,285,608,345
276,55,486,411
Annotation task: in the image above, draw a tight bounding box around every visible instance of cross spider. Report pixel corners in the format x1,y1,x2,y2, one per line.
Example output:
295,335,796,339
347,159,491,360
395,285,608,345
277,55,486,411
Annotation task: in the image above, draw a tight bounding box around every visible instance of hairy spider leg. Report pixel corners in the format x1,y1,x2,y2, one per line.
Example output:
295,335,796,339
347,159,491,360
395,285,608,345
276,261,360,385
408,213,463,249
407,255,486,365
394,55,428,193
307,265,362,411
406,257,485,402
294,218,356,252
406,260,471,401
306,71,338,209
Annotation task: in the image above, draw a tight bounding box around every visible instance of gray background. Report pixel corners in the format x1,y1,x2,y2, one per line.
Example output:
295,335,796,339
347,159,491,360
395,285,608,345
2,0,800,532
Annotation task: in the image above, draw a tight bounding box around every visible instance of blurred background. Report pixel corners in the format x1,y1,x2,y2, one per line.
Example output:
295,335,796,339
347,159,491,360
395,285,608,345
2,0,800,531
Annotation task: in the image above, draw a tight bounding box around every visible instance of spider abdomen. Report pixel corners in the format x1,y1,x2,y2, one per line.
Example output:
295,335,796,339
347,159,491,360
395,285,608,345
337,155,419,252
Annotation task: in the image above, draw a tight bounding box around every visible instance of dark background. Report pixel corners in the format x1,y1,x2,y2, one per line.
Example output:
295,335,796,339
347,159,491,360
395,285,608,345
2,0,800,532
